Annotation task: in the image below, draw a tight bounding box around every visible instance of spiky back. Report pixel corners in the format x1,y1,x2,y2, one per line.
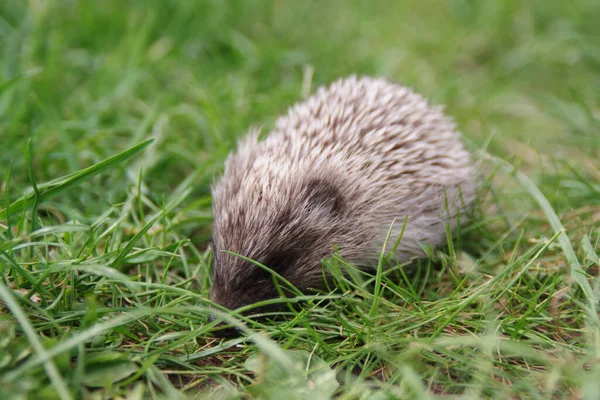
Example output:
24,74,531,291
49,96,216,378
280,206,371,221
267,76,473,192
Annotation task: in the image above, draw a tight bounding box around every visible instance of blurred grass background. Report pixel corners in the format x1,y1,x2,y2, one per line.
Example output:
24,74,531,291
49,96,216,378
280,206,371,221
3,0,599,194
1,0,599,399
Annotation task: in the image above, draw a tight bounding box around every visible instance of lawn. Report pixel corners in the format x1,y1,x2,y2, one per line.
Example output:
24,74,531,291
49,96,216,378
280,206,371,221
1,0,599,399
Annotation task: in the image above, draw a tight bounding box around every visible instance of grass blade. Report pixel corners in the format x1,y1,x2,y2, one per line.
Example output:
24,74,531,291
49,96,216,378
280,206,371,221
0,281,72,400
0,138,154,220
1,310,150,382
488,153,599,325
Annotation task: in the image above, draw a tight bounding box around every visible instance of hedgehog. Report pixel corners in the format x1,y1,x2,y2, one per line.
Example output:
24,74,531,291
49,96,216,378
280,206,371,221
210,76,476,319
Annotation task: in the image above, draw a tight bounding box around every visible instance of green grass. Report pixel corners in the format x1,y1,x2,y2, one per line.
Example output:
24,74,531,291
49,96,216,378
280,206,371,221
1,0,599,398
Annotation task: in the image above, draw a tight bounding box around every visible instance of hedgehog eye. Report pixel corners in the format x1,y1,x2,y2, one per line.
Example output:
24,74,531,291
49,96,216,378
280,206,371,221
304,178,344,215
234,251,296,293
263,248,298,273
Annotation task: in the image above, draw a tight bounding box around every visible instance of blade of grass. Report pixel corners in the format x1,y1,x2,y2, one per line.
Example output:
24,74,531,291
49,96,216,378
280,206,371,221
1,309,150,382
369,219,396,319
25,139,40,237
4,161,13,239
487,153,600,328
110,187,192,269
0,138,154,220
111,210,164,270
0,281,72,400
489,155,596,301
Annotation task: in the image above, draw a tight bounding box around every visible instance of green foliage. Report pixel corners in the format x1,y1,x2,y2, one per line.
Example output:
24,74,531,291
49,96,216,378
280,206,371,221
1,0,599,399
245,350,339,400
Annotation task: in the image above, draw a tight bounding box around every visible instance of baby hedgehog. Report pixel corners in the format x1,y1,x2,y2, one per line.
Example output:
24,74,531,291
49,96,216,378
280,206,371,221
210,76,476,313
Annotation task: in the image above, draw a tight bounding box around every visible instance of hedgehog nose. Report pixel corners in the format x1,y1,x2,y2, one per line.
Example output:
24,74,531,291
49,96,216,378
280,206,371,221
208,314,242,338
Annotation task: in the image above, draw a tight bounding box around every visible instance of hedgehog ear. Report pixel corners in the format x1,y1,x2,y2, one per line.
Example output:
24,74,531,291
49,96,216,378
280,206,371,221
303,178,345,215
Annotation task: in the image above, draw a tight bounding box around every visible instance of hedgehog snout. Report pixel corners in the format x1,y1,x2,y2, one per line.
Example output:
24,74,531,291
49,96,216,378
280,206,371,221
207,313,242,338
208,281,284,338
208,286,245,338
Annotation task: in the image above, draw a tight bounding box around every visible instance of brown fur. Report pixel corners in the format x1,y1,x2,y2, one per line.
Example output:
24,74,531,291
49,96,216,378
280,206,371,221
210,76,476,311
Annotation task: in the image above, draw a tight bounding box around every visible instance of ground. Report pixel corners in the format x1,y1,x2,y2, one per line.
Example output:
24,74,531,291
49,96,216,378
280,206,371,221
0,1,599,399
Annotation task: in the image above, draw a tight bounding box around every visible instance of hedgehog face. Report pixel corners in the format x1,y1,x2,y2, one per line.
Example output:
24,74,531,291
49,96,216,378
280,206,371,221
210,176,348,313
